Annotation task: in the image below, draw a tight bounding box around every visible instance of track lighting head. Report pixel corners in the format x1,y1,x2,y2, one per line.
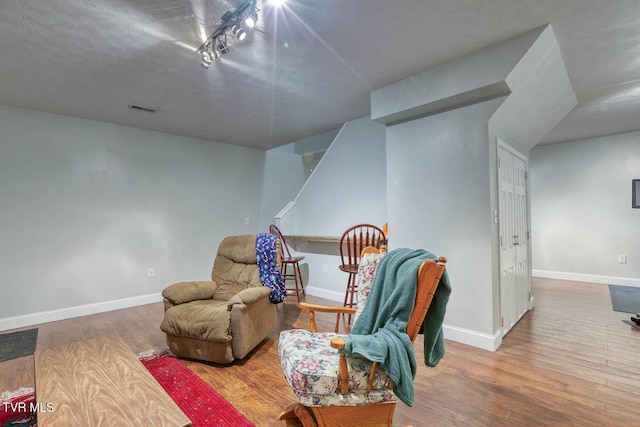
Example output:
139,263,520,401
245,10,258,28
200,50,212,69
232,25,247,41
217,38,230,55
211,45,221,60
200,42,221,68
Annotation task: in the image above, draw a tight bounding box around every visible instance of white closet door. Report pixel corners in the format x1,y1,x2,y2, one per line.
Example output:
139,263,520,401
498,144,530,335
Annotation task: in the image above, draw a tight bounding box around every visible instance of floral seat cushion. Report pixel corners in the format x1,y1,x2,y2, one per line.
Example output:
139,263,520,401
278,329,396,407
353,250,385,325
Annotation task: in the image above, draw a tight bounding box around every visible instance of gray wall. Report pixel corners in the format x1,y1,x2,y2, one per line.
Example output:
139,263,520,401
0,105,264,327
258,144,306,232
530,131,640,285
387,99,503,338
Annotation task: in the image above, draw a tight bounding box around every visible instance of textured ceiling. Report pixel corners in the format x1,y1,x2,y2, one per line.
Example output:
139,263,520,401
1,0,639,150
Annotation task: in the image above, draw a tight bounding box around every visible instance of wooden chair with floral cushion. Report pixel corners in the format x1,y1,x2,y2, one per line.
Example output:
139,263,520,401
278,246,448,427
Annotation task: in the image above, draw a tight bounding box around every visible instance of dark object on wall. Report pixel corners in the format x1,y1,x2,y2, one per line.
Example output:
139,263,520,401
633,179,640,208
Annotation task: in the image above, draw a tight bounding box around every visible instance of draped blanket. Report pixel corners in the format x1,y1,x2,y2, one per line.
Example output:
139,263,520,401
256,233,286,304
342,248,450,407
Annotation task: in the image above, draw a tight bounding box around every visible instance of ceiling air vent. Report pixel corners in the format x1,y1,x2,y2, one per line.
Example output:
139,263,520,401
128,104,157,113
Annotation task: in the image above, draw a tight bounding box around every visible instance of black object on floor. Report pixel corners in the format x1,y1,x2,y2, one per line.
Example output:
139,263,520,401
622,319,640,330
0,328,38,362
608,284,640,313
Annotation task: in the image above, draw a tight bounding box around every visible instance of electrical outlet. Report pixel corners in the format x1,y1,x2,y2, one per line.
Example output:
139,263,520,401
244,217,250,225
322,264,328,274
618,255,627,264
147,267,155,278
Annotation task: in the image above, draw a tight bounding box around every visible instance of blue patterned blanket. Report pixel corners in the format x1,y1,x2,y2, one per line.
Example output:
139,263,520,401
256,233,286,303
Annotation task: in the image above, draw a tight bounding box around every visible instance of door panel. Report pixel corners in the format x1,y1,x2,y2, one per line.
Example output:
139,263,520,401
513,156,529,319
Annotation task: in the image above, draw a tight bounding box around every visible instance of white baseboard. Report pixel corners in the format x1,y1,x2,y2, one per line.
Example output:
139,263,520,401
0,293,163,332
443,324,502,352
305,286,344,303
533,270,640,287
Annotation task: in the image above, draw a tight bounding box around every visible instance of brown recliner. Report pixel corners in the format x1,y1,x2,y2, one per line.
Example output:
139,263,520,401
160,234,279,364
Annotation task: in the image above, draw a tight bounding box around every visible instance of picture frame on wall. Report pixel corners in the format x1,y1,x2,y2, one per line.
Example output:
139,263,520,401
633,179,640,208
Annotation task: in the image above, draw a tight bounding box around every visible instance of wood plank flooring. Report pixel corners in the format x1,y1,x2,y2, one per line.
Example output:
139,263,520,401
1,277,639,426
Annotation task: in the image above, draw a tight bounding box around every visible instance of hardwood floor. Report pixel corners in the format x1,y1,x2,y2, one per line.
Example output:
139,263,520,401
1,277,639,426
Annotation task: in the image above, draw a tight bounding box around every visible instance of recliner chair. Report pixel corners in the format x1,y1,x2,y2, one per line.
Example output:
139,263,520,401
160,234,280,364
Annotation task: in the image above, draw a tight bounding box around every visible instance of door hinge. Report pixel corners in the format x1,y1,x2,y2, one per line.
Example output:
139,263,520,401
500,236,503,247
527,230,530,239
501,317,504,328
524,170,528,179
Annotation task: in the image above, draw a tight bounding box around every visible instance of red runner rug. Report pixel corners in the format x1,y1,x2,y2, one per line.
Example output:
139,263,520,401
1,351,254,427
140,352,254,427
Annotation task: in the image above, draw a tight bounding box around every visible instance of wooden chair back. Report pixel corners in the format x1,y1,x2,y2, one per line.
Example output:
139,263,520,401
269,224,292,260
407,255,447,342
339,224,386,271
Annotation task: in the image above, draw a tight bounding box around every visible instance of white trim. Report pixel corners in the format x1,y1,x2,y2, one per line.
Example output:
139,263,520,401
443,324,502,352
497,137,527,161
0,293,163,332
304,286,344,303
274,201,296,221
532,270,640,287
275,201,296,230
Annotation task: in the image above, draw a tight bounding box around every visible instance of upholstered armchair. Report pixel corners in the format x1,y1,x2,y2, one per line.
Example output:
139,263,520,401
278,247,449,427
160,234,281,364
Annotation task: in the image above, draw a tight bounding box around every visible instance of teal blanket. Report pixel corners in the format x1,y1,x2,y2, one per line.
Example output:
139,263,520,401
342,248,450,407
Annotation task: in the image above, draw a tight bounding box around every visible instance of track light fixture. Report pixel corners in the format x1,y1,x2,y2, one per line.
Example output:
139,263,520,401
195,0,258,68
211,45,221,60
232,24,247,41
217,35,230,55
200,42,220,69
245,15,256,28
201,52,212,69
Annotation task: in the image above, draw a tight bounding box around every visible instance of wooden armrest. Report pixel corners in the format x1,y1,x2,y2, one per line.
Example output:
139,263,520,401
329,337,346,350
331,337,350,395
298,303,356,333
298,302,356,315
330,337,379,396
